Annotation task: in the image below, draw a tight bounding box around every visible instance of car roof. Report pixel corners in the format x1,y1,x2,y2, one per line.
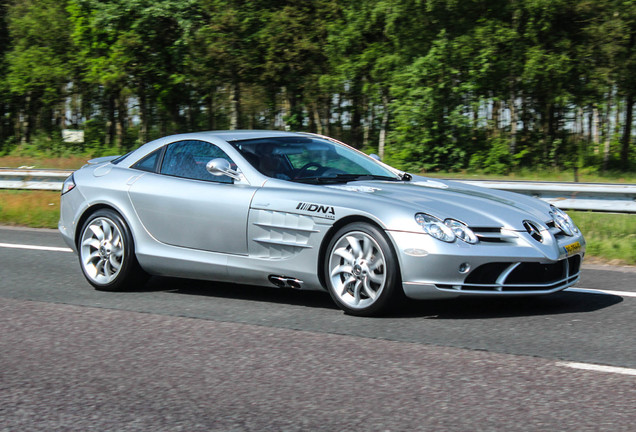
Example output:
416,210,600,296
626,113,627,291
197,130,310,142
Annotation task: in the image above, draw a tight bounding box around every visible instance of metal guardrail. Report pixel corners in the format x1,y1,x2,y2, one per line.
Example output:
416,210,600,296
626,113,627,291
1,168,635,213
458,180,636,213
0,168,73,191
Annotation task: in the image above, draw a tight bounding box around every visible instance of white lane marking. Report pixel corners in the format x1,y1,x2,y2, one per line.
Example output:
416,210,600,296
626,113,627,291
566,287,636,298
0,242,73,253
558,362,636,377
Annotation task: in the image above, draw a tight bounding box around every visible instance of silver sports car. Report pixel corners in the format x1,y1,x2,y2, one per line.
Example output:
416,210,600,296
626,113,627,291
59,131,585,316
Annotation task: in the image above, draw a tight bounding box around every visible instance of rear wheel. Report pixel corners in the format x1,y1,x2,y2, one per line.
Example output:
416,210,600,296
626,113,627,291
325,222,402,316
78,209,147,291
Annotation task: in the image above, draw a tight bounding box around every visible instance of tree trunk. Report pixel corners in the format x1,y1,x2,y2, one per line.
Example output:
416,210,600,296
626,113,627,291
602,91,613,172
324,96,332,136
592,105,600,154
207,91,216,130
312,103,323,135
22,94,31,144
333,93,341,137
139,85,148,144
542,103,551,164
229,81,241,130
491,99,501,136
363,99,374,149
350,81,363,148
285,86,303,131
509,94,517,155
115,94,127,149
378,90,390,160
106,94,116,147
620,93,634,169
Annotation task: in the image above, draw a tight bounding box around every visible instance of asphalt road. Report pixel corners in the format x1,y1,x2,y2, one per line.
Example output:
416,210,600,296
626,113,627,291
1,226,635,431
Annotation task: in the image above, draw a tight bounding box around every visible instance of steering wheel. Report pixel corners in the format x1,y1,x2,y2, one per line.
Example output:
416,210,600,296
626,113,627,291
294,162,324,179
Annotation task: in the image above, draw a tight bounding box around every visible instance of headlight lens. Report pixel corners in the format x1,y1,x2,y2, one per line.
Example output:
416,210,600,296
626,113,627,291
550,205,579,236
444,219,479,244
415,213,455,242
61,174,75,195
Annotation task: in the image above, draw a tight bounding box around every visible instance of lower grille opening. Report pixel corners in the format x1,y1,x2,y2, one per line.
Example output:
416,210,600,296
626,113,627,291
568,255,581,275
465,262,512,285
506,262,565,285
439,255,582,293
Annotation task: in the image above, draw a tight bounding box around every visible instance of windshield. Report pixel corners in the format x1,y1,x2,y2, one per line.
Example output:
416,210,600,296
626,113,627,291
229,136,399,183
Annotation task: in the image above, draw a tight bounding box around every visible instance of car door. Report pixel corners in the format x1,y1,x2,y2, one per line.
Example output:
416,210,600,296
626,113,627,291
128,140,256,255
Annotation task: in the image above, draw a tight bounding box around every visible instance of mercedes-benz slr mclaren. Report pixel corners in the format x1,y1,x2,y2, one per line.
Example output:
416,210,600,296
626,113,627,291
59,131,585,315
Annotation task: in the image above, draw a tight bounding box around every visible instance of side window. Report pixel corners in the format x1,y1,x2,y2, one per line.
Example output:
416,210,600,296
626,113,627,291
132,148,163,173
160,140,233,183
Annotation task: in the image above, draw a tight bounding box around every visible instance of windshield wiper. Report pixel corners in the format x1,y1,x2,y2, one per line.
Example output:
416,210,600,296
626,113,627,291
292,174,401,184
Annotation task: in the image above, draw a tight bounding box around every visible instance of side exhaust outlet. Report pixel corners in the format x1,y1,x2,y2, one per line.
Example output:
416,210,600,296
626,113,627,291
268,275,304,289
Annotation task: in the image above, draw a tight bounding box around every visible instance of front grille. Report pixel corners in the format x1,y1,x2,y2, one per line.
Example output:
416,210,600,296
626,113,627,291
472,227,517,244
437,255,582,293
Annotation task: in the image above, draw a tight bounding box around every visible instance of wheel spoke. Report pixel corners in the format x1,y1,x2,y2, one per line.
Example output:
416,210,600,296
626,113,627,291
102,220,112,241
112,241,124,257
346,235,362,258
84,250,100,265
334,247,354,264
368,271,384,284
109,255,121,271
95,259,106,275
89,224,104,241
353,280,362,305
112,230,120,247
103,260,112,277
368,256,385,271
363,277,377,300
362,237,373,260
331,264,353,277
339,276,356,296
82,238,100,249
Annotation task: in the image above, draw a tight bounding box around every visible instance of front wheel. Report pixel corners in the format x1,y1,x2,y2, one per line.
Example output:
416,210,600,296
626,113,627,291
325,222,402,316
78,209,147,291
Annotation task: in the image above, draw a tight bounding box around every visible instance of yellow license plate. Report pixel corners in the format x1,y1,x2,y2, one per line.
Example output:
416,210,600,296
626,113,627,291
564,241,581,255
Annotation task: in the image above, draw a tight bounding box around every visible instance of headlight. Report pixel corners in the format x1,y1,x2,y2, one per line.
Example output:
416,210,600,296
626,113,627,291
415,213,455,242
61,174,76,195
550,205,579,236
444,219,479,244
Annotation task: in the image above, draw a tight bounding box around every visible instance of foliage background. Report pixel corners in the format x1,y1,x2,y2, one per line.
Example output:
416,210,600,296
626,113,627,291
0,0,634,175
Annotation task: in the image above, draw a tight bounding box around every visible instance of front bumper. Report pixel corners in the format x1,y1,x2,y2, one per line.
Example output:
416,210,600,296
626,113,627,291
387,230,586,300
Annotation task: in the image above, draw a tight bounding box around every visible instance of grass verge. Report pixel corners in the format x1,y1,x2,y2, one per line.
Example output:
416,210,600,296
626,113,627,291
1,190,634,265
0,190,60,228
0,155,91,170
425,168,636,184
569,211,636,265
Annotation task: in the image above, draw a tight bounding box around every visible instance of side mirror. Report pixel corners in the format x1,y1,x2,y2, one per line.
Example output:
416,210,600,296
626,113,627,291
206,158,241,181
369,153,381,161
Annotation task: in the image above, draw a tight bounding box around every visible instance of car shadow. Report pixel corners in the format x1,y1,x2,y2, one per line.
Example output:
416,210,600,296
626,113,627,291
386,290,624,319
141,276,339,310
134,276,623,319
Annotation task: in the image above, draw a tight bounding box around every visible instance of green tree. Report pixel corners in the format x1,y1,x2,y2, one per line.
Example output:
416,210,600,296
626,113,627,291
68,0,200,147
0,1,11,148
5,0,74,144
260,1,337,131
190,0,265,130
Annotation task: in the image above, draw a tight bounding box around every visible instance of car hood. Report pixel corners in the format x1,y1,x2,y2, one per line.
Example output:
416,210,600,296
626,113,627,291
324,176,553,230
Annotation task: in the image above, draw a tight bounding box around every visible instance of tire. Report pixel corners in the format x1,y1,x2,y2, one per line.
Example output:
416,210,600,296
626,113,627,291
78,209,148,291
324,222,402,316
